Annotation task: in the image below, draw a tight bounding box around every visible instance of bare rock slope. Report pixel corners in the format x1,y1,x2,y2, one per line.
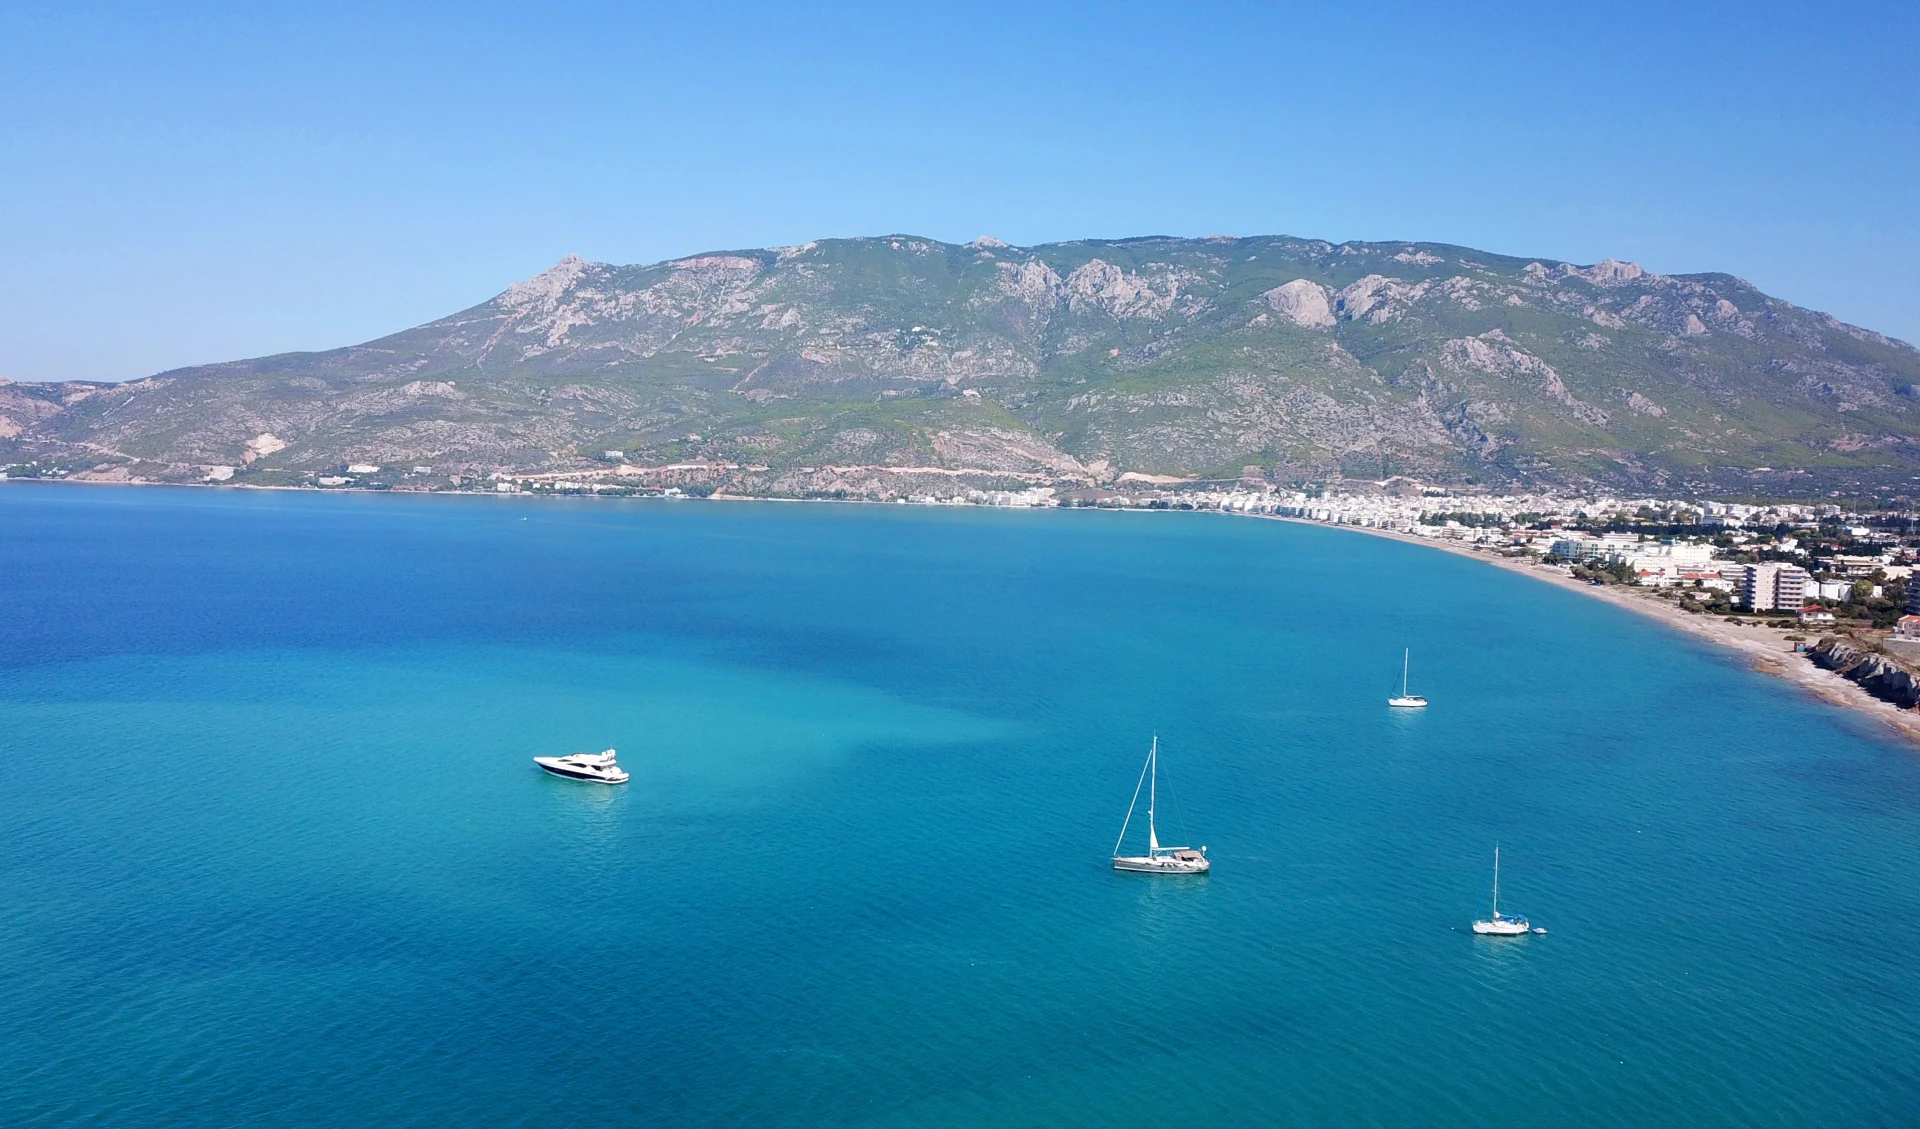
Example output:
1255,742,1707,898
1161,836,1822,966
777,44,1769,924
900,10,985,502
10,234,1920,496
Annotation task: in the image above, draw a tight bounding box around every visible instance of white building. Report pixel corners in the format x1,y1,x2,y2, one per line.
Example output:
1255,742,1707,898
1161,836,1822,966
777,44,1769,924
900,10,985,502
1742,563,1810,612
1609,541,1721,585
1828,554,1889,576
1549,535,1604,561
1814,580,1853,601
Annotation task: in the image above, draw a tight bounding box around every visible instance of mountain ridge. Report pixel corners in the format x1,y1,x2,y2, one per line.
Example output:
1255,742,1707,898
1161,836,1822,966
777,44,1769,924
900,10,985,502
7,232,1920,499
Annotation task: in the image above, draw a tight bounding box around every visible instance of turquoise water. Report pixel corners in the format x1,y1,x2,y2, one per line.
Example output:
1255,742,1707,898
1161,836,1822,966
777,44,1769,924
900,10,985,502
3,486,1918,1126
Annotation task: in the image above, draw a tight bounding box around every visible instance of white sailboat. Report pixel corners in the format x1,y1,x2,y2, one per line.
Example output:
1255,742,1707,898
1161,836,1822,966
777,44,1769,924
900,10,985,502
1471,845,1534,935
1112,737,1209,874
1388,648,1428,708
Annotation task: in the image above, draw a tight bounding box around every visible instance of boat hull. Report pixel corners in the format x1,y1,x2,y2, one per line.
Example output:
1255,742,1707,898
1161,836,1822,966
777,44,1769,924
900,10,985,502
1388,697,1427,708
1112,855,1210,875
1471,918,1530,935
535,760,629,784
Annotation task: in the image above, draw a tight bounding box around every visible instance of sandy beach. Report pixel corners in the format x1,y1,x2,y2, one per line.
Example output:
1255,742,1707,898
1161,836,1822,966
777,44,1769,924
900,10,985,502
1266,515,1920,748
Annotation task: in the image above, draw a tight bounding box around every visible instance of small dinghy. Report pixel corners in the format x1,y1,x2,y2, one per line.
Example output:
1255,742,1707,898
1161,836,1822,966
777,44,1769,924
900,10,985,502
534,748,629,784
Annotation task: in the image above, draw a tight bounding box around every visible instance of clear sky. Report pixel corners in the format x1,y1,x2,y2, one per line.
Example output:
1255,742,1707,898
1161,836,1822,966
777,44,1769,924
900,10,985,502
3,1,1916,382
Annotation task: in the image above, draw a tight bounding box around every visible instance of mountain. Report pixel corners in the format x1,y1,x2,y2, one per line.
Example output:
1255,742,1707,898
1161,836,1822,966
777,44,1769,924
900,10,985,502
8,233,1920,498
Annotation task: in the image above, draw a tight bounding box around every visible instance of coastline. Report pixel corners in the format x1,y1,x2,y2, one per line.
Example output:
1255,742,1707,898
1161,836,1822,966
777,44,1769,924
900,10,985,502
10,475,1920,747
1263,515,1920,748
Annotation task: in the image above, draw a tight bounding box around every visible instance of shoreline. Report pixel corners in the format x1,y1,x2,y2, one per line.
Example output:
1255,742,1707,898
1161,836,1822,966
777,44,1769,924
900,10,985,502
1263,515,1920,748
10,475,1920,747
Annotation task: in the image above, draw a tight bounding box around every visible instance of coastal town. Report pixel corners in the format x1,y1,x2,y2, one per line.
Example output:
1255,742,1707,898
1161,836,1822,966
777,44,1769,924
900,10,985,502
1234,487,1914,625
1216,483,1920,726
464,464,1920,642
11,452,1920,638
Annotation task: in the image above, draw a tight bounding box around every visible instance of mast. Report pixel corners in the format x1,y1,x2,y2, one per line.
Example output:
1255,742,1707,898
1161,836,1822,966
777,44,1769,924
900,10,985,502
1402,649,1410,697
1147,736,1160,855
1491,846,1501,918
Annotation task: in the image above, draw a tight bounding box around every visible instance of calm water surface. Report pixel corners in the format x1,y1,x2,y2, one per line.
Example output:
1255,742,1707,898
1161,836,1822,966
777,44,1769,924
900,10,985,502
2,486,1918,1126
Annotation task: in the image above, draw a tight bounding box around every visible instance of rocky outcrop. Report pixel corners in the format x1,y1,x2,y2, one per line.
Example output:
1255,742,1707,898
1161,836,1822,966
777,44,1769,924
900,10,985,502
1062,259,1194,320
1808,637,1920,709
1262,279,1335,328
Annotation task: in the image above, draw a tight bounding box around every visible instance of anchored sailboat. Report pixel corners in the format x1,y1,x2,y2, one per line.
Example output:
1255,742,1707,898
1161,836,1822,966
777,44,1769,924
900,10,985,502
1471,845,1533,935
1388,648,1427,708
1112,737,1209,874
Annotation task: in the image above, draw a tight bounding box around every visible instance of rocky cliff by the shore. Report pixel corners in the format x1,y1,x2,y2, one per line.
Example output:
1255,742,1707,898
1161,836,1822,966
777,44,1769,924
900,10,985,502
1808,637,1920,709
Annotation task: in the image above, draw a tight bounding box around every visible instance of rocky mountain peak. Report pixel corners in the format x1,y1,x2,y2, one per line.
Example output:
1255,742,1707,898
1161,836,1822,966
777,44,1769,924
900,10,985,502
499,254,594,310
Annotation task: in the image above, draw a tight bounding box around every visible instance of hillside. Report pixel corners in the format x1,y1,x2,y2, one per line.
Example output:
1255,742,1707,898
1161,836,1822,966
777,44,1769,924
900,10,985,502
7,233,1920,498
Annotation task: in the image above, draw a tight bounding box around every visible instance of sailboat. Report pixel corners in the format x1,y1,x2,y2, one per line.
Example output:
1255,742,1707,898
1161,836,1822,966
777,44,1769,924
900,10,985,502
1111,737,1210,874
1471,845,1533,935
1388,648,1428,708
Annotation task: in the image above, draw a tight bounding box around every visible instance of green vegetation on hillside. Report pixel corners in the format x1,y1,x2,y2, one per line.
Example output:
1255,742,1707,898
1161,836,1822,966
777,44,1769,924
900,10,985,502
6,233,1919,497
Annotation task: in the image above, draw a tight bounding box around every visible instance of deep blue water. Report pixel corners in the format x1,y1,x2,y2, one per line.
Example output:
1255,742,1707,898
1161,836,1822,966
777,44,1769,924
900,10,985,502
3,485,1919,1127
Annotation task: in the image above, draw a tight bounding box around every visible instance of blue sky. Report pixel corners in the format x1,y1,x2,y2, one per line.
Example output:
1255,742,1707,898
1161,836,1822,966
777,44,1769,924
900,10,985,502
2,1,1916,382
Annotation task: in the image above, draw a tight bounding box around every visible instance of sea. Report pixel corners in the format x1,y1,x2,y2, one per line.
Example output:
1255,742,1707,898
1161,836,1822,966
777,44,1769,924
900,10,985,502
2,484,1918,1127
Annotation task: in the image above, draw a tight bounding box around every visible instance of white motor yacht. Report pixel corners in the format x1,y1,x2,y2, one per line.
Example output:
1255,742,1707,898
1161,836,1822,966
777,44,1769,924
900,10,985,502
534,748,629,785
1112,737,1210,874
1471,845,1532,935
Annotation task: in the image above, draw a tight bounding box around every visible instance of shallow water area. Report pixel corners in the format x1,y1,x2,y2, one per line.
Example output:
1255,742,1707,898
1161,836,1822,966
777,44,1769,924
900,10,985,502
3,485,1918,1126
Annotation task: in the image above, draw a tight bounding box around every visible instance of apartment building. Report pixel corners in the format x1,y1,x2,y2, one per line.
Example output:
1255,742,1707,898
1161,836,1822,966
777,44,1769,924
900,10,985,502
1742,563,1810,611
